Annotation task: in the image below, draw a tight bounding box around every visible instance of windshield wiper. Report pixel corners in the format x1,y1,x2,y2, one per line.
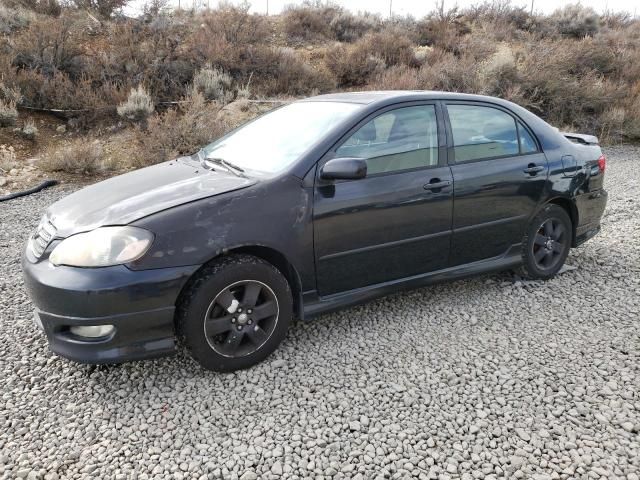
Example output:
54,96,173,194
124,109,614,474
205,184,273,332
204,157,247,177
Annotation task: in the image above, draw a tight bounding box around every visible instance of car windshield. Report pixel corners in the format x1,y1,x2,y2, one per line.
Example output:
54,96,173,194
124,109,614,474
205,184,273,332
201,101,362,174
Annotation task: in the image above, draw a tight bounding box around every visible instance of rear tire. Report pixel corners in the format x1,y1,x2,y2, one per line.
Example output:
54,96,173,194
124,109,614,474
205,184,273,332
177,254,293,372
520,204,572,280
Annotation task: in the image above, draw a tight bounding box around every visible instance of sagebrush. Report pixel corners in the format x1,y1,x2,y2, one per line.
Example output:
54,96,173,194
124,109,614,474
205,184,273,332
21,119,38,140
0,99,18,127
135,90,228,167
193,65,233,103
40,139,109,174
117,86,154,123
1,1,637,143
0,144,17,172
2,0,640,177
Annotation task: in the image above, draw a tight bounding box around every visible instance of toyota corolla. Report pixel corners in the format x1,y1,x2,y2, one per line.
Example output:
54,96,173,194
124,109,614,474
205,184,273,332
22,91,608,371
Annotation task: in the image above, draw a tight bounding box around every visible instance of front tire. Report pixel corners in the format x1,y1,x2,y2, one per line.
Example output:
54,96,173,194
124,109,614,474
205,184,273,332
520,204,572,280
177,254,293,372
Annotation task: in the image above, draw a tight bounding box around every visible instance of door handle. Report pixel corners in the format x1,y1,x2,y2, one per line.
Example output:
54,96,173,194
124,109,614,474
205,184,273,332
423,179,451,191
523,164,545,175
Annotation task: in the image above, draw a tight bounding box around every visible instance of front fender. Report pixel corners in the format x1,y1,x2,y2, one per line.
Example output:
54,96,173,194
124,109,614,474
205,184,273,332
128,176,316,292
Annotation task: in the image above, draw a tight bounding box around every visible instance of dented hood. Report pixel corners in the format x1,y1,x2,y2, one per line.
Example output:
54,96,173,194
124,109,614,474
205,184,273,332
47,157,256,237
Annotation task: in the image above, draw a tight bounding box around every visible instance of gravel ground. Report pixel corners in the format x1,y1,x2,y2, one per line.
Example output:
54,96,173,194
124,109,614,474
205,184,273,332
1,146,639,480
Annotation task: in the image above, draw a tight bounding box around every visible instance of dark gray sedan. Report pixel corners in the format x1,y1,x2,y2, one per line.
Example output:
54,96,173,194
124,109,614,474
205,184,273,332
22,91,607,371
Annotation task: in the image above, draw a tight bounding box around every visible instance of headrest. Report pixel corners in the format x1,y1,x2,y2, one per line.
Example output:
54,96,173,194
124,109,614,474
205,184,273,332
353,121,376,142
483,121,516,142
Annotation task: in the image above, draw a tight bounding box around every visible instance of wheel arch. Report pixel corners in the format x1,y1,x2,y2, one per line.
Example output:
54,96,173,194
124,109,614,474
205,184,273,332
174,245,304,324
544,197,578,246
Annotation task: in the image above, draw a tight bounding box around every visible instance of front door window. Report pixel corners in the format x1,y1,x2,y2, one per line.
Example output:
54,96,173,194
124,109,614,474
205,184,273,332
335,105,439,175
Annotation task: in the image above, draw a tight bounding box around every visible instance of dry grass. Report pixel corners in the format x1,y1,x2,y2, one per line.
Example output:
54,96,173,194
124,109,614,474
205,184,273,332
0,99,18,127
326,29,416,86
282,3,339,41
40,138,110,174
0,144,17,172
283,3,381,42
260,47,336,96
329,10,380,42
2,2,636,143
134,90,228,167
0,0,639,177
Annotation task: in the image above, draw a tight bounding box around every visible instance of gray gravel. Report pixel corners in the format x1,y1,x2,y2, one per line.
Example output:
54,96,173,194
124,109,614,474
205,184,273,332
1,146,639,480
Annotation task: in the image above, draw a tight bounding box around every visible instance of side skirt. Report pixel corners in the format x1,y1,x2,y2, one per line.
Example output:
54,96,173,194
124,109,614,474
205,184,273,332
302,244,523,320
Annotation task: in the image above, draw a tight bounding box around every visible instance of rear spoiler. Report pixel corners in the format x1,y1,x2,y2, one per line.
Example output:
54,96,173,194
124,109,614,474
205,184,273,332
561,132,599,145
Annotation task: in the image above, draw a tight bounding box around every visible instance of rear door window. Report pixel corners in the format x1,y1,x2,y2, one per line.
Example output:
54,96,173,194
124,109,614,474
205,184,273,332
447,105,520,162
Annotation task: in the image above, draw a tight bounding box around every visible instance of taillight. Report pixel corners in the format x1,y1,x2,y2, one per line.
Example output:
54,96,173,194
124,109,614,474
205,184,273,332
597,154,606,173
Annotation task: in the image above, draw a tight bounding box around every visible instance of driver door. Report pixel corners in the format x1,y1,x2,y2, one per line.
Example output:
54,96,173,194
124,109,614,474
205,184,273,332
313,103,453,296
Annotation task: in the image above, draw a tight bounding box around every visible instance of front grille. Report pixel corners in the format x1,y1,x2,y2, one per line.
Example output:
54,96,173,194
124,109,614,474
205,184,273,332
31,218,57,258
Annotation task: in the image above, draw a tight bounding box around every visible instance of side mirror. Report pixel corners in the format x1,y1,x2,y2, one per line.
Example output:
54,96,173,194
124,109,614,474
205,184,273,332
320,157,367,180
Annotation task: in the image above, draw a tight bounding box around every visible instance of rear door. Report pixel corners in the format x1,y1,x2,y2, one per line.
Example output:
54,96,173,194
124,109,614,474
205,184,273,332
444,102,548,265
313,102,453,296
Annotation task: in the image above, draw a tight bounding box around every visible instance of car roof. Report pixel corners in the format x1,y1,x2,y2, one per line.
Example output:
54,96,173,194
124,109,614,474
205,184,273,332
302,90,511,106
300,90,560,145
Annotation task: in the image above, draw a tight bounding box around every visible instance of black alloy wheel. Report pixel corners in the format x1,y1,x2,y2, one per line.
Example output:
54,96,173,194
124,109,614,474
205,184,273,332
178,254,293,372
204,280,279,358
520,204,572,280
532,218,567,272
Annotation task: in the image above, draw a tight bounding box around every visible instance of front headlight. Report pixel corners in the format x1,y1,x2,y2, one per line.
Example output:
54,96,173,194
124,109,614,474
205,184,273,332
49,226,154,267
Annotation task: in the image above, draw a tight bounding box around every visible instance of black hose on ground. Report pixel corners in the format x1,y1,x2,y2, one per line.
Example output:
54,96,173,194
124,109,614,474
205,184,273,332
0,180,59,202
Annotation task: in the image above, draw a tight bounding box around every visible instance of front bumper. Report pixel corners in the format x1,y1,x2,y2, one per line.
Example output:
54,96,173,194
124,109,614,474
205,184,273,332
22,253,199,364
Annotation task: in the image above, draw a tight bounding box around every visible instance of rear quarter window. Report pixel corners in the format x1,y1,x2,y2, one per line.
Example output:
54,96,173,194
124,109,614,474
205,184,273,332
518,121,539,153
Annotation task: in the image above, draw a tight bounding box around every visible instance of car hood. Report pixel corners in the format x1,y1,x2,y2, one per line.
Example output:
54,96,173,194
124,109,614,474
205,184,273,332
47,157,256,237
